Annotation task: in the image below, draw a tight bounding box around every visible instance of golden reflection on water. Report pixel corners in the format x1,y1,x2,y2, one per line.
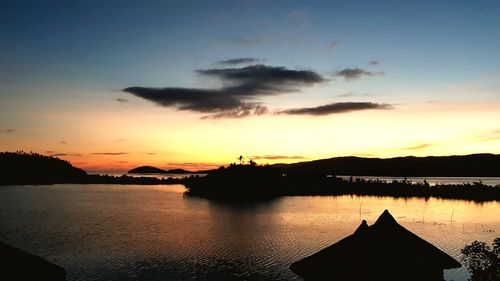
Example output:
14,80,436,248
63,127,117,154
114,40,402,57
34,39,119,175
0,184,498,281
283,195,500,226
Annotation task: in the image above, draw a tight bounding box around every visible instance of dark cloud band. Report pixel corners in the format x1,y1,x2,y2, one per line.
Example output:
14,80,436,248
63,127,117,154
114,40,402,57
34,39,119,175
124,63,326,119
280,102,393,116
197,64,326,86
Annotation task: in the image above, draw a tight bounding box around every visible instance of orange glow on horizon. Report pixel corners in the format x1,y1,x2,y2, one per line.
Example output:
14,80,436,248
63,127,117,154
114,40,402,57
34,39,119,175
1,99,499,173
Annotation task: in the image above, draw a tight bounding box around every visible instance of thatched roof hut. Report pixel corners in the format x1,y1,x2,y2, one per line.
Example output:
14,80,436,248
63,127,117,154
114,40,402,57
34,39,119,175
290,210,461,281
0,241,66,280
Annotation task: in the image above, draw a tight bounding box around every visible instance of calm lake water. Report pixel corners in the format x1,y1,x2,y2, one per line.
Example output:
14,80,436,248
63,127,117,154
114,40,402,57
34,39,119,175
0,184,498,281
337,176,500,186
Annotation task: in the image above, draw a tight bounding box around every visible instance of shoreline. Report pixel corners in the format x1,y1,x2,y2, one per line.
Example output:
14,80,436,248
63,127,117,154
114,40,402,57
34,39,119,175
3,174,500,202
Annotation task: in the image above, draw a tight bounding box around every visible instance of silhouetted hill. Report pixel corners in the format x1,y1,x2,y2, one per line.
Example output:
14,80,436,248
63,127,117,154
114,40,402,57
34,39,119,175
0,151,87,184
273,154,500,176
0,152,184,185
128,166,168,174
128,166,195,174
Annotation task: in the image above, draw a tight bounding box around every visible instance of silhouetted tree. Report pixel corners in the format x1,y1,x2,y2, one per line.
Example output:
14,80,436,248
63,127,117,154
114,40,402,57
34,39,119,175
461,237,500,281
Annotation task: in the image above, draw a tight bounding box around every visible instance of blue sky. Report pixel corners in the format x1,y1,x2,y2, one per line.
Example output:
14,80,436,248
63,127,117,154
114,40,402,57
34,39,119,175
1,0,500,171
2,0,499,90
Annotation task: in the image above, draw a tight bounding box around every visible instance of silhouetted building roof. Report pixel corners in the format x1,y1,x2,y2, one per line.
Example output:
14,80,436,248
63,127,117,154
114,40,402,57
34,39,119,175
0,241,66,280
290,210,461,281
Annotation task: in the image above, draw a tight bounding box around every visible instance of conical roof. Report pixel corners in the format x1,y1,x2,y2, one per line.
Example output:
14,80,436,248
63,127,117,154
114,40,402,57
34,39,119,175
290,210,461,280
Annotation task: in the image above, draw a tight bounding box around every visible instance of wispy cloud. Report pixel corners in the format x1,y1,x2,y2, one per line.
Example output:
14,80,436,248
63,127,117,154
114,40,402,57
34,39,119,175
337,92,370,98
289,9,308,27
215,58,260,66
91,152,129,155
475,129,500,142
218,35,264,46
46,151,82,157
369,60,380,65
116,98,129,103
124,63,326,119
0,128,15,133
404,143,433,150
327,41,338,49
334,68,384,80
60,141,67,144
51,153,82,157
165,162,222,171
279,102,393,116
251,155,306,160
200,103,269,119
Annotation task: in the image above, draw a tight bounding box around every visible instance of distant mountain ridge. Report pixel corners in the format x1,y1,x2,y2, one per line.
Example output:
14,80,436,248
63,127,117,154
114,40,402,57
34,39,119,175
3,152,500,186
272,153,500,177
131,154,500,177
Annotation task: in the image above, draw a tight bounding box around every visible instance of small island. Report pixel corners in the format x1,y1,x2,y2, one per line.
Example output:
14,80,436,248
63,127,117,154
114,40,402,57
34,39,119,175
128,166,198,174
128,166,169,174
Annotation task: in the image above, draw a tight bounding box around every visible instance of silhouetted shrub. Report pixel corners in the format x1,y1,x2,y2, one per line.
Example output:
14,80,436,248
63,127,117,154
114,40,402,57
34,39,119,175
461,238,500,281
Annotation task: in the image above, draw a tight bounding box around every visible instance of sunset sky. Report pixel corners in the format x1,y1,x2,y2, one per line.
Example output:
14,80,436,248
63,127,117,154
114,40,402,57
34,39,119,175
1,0,500,173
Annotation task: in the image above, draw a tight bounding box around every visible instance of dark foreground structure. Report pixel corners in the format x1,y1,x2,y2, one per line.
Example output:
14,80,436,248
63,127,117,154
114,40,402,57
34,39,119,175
0,241,66,280
290,210,461,281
